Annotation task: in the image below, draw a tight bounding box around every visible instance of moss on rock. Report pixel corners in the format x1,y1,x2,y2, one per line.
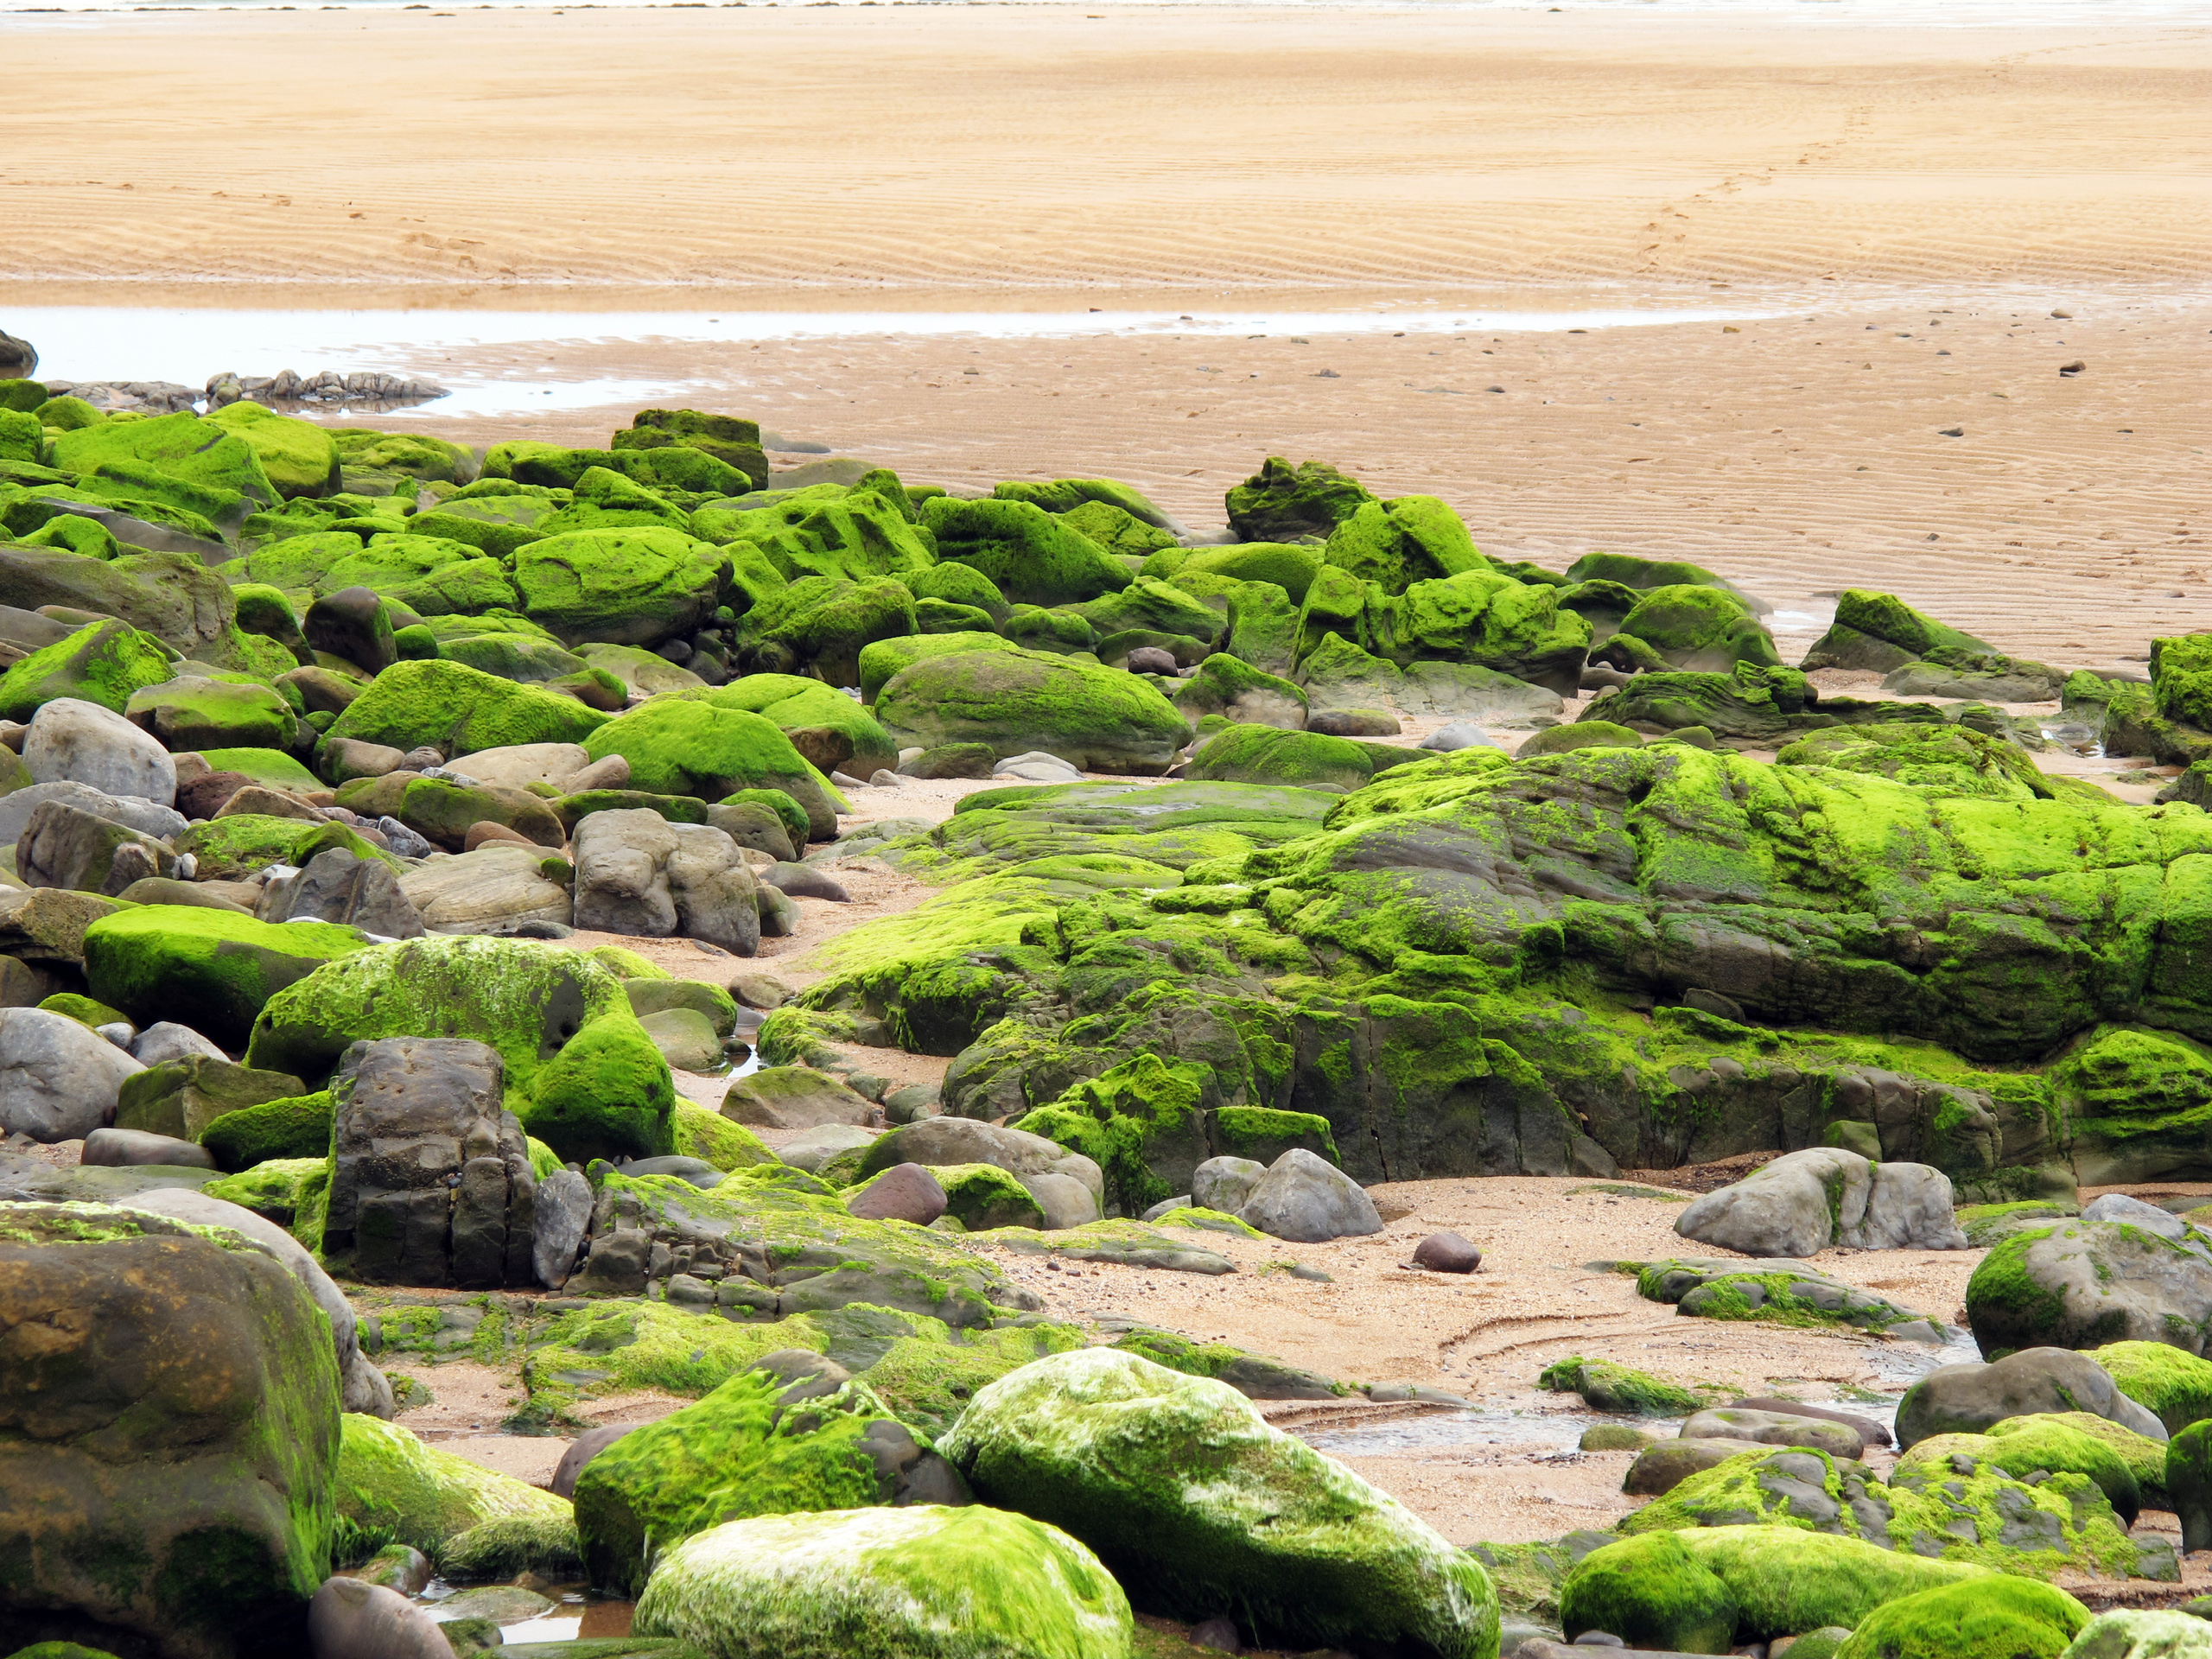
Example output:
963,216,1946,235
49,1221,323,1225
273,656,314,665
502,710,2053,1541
83,906,372,1048
323,658,612,757
1538,1355,1715,1416
337,1414,570,1556
199,1091,335,1173
0,618,176,721
1831,1576,2089,1659
873,645,1191,775
2094,1340,2212,1437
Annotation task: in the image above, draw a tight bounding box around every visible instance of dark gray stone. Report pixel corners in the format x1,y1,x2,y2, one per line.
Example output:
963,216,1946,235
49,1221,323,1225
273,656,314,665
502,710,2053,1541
1896,1345,2168,1449
83,1126,215,1168
0,1005,145,1141
532,1167,594,1290
260,847,425,938
16,800,179,894
304,587,398,675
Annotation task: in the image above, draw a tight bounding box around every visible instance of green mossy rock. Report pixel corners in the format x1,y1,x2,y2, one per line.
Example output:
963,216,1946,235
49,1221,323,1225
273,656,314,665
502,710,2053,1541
583,699,841,840
336,1414,570,1557
1802,588,1999,675
1518,721,1643,756
0,1200,340,1659
935,1162,1046,1230
734,575,918,687
940,1349,1498,1658
36,992,129,1029
323,658,612,757
1899,1417,2144,1523
207,402,340,499
573,1368,904,1596
1166,654,1309,729
1615,584,1779,672
329,429,476,485
1013,1052,1214,1216
246,936,677,1163
125,673,297,752
1567,1526,1989,1649
1321,495,1489,594
1296,563,1592,696
1832,1577,2089,1659
1168,543,1325,603
999,604,1097,657
2094,1340,2212,1436
199,1091,335,1173
1778,721,2053,801
632,1503,1134,1659
1537,1355,1713,1415
1965,1220,2212,1357
696,484,931,586
2153,635,2212,729
673,1101,775,1172
1072,576,1224,646
855,632,1023,702
995,476,1173,529
1225,457,1376,543
512,527,728,647
1061,499,1179,558
905,560,1011,622
50,410,278,527
0,618,175,721
922,498,1134,607
82,906,372,1048
1184,723,1373,791
2055,1026,2212,1185
874,646,1190,774
624,409,770,489
1556,1529,1737,1649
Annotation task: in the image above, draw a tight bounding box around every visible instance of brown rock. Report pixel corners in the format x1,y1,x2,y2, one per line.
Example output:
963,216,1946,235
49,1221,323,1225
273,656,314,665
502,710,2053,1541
1411,1230,1482,1273
847,1162,948,1225
1623,1437,1770,1496
175,768,256,821
464,820,536,851
214,785,324,823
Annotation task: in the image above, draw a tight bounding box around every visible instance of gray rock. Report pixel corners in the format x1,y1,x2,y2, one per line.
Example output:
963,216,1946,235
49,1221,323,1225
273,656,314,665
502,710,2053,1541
0,1004,146,1140
722,1065,878,1132
319,736,408,784
761,861,849,902
22,696,177,806
1141,1195,1194,1222
883,1082,943,1125
377,816,437,861
397,842,571,934
305,587,398,676
861,1116,1105,1211
1125,647,1179,676
115,1052,307,1141
705,801,797,862
1419,721,1498,753
323,1036,539,1288
552,1423,635,1499
1896,1345,2169,1450
621,1154,724,1188
94,1021,135,1048
1678,1407,1863,1459
259,846,426,938
1022,1171,1103,1230
1192,1156,1267,1215
849,1162,949,1226
0,779,188,848
1965,1219,2212,1359
308,1576,453,1659
777,1121,880,1172
638,1007,725,1071
83,1126,216,1168
571,808,761,955
992,750,1085,783
1236,1147,1382,1243
130,1021,229,1067
17,799,180,894
2082,1192,2202,1246
532,1167,594,1290
120,1185,395,1419
1732,1395,1893,1451
1674,1147,1967,1258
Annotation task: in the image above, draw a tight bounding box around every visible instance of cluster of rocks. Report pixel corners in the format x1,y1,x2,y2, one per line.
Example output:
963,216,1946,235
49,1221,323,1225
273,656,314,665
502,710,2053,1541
207,369,451,410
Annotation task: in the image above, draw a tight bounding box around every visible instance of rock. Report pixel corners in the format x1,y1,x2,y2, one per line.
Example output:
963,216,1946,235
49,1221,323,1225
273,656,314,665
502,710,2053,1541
324,658,612,760
582,699,838,841
0,779,188,848
1308,709,1402,738
1637,1258,1943,1339
632,1504,1131,1659
760,861,849,902
721,1066,877,1131
17,801,180,894
532,1166,594,1290
1185,725,1373,791
1419,721,1497,753
0,1006,145,1141
450,741,593,791
303,587,398,675
849,1116,1106,1221
321,1036,540,1287
993,749,1087,784
308,1576,455,1659
2059,1611,2212,1659
1897,1347,2170,1450
703,800,797,861
636,1007,722,1071
776,1122,881,1173
1811,1579,2090,1659
82,905,370,1048
1125,646,1179,676
82,1126,215,1168
570,808,761,955
258,847,426,938
353,1543,434,1595
941,1349,1495,1656
174,768,256,820
875,646,1189,775
1968,1219,2212,1357
1675,1148,1968,1258
1679,1407,1863,1459
1236,1147,1382,1243
1411,1230,1481,1273
551,1425,634,1500
131,1021,226,1066
331,1413,569,1557
1732,1396,1892,1451
1621,1437,1773,1495
125,675,297,753
882,1082,942,1124
897,741,998,780
848,1162,948,1225
728,972,794,1011
397,842,573,935
22,696,178,805
1225,457,1376,543
318,737,407,785
1192,1155,1267,1215
0,1200,340,1659
114,1052,307,1141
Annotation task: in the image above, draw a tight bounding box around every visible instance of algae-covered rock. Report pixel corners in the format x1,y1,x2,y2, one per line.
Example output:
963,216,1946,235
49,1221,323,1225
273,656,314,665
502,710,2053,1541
2061,1611,2212,1659
632,1504,1134,1659
1225,457,1376,543
1613,584,1780,672
200,1094,334,1173
1897,1416,2145,1523
336,1414,569,1557
125,673,297,753
1536,1355,1714,1416
940,1348,1497,1658
245,936,675,1163
50,410,278,526
921,497,1133,607
1967,1220,2212,1357
206,401,340,499
0,619,176,723
0,1200,340,1659
874,646,1190,774
582,699,842,841
2052,1027,2212,1187
2093,1340,2212,1436
323,658,612,757
82,906,373,1049
1831,1577,2089,1659
733,575,918,688
1184,723,1372,791
1803,588,2002,675
1897,1347,2170,1449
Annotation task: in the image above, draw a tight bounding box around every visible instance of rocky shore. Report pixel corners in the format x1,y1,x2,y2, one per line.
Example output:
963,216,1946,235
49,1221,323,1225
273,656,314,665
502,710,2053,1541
5,380,2212,1659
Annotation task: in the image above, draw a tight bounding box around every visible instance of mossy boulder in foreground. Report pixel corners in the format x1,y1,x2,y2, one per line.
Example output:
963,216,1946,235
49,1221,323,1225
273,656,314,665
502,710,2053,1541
632,1504,1135,1659
334,1414,570,1560
0,1201,340,1659
1831,1576,2089,1659
82,905,373,1050
940,1349,1498,1658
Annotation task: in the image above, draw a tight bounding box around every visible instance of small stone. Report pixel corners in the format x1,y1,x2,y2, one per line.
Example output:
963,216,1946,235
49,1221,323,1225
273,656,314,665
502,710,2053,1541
762,861,849,903
82,1125,216,1168
1125,646,1179,676
2059,360,2086,376
1938,426,1964,437
868,769,902,788
1190,1617,1242,1653
1307,709,1402,737
1411,1231,1482,1273
397,746,445,772
464,820,534,850
848,1162,949,1226
308,1577,452,1659
830,770,868,789
1420,721,1497,753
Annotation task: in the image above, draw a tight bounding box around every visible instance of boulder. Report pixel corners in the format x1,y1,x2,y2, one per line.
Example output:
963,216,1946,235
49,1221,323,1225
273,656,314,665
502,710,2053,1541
306,1579,451,1659
396,842,574,936
721,1066,878,1132
571,808,761,955
581,699,840,841
258,847,426,938
1674,1148,1967,1258
0,779,186,849
921,496,1134,607
246,935,676,1164
874,646,1192,775
1224,457,1376,543
1185,724,1373,791
22,697,177,805
0,1201,339,1659
16,801,180,895
1236,1147,1382,1243
444,742,592,791
1967,1219,2212,1357
632,1505,1132,1659
0,1006,145,1141
775,1122,880,1173
83,1126,213,1169
82,906,372,1048
114,1053,304,1142
1412,1231,1482,1273
847,1162,948,1226
320,1037,537,1288
940,1349,1497,1657
531,1166,594,1290
124,676,296,754
1622,1438,1774,1496
2088,1340,2212,1437
850,1116,1104,1224
130,1021,226,1067
1897,1347,2170,1450
1678,1407,1863,1459
510,527,728,647
322,658,610,759
1191,1155,1267,1215
332,1414,569,1556
1808,1578,2088,1659
2053,1611,2212,1659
